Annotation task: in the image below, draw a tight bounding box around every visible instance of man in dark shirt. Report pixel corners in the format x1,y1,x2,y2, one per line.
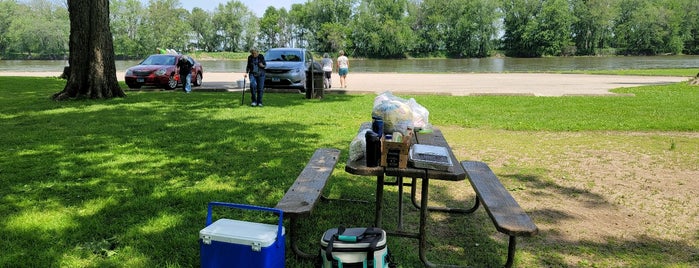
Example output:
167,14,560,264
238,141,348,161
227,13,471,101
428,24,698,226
176,55,193,93
244,49,266,106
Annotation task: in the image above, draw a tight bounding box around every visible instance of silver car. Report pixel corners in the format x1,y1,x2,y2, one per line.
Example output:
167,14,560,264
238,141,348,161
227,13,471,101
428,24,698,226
263,48,316,92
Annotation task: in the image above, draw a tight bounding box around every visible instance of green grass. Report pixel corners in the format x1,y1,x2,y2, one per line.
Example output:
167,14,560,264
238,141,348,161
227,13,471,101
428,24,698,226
561,68,697,77
1,76,698,267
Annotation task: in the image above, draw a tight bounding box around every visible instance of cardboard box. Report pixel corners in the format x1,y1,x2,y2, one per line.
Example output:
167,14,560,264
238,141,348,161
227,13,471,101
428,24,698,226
380,130,413,168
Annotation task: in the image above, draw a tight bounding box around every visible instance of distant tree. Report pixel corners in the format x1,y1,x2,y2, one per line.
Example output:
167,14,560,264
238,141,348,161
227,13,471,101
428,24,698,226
0,0,20,55
260,7,292,49
53,0,124,100
571,0,618,55
411,0,448,57
680,0,699,54
189,7,218,51
139,0,190,53
6,0,68,59
352,0,413,58
297,0,355,51
110,0,146,58
444,0,499,57
502,0,574,57
213,1,257,51
614,0,681,55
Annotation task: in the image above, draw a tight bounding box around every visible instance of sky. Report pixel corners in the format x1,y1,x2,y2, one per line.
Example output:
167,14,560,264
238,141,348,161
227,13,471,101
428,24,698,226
177,0,306,16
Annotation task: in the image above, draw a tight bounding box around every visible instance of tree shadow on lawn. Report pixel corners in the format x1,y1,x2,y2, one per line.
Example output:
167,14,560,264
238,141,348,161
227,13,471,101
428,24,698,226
301,169,698,267
0,92,358,266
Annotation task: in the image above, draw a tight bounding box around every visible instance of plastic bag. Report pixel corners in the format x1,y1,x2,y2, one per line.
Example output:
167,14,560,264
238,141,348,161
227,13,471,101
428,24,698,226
349,129,370,161
407,98,429,128
372,91,430,134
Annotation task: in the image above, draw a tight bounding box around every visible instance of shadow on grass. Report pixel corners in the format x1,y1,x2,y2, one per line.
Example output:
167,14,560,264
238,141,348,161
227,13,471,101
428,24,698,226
0,83,361,266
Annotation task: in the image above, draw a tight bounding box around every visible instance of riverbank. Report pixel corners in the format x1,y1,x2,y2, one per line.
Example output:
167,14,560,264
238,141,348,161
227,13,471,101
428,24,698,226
1,71,689,96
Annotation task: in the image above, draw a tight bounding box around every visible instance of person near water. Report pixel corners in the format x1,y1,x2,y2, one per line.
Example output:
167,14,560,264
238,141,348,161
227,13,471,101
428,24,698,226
176,55,193,93
244,48,267,106
321,53,333,89
336,50,349,88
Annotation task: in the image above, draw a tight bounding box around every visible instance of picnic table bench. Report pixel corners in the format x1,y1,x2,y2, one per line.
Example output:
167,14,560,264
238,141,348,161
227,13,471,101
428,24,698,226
274,148,340,259
461,160,539,268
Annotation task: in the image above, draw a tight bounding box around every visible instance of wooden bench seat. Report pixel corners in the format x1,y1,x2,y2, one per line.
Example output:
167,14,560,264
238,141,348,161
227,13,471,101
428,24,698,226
275,148,340,258
461,161,538,268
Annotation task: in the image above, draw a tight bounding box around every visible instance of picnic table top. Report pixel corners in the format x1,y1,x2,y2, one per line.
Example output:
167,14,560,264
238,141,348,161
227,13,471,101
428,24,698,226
345,122,465,181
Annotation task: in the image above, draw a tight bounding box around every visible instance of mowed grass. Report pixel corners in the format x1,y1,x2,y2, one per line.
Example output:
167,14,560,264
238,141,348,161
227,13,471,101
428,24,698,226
1,74,698,267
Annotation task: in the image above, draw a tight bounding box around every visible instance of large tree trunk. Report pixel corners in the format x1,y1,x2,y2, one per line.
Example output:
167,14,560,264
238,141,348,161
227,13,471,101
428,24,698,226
53,0,125,100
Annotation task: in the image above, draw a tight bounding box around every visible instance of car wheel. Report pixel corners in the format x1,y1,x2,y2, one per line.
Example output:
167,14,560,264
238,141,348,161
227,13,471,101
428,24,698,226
194,72,203,87
126,82,142,89
166,74,178,90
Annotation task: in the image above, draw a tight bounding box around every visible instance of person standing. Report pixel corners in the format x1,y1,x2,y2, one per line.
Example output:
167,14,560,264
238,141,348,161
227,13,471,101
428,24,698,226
176,55,193,93
337,50,349,88
244,49,266,107
321,53,333,89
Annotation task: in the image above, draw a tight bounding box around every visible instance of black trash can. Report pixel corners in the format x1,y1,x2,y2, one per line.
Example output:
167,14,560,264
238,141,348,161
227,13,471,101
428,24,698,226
305,62,324,99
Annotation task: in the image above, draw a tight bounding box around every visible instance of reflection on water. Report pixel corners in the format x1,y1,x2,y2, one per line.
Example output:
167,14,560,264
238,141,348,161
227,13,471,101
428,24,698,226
2,55,698,73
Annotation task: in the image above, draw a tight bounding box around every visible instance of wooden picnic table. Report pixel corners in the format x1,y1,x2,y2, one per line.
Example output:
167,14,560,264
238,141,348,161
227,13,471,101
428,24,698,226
345,122,468,267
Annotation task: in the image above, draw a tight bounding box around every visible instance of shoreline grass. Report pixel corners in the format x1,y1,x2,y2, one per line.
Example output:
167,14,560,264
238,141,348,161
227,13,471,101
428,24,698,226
1,76,697,267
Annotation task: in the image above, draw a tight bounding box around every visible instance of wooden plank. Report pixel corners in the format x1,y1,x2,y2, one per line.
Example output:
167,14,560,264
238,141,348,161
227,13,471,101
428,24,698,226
461,161,538,237
275,148,341,215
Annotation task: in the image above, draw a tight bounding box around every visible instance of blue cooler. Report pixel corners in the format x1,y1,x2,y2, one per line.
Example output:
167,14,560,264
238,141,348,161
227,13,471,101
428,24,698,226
199,202,285,268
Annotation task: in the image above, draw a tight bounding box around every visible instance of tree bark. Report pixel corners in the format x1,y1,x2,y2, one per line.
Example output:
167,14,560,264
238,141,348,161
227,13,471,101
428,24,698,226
53,0,125,100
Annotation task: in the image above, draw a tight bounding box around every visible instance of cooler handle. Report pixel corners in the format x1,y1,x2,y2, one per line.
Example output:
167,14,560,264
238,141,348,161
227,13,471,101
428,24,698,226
206,201,284,241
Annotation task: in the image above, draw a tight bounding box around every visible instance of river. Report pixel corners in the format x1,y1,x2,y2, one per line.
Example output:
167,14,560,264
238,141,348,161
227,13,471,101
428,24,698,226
1,55,697,73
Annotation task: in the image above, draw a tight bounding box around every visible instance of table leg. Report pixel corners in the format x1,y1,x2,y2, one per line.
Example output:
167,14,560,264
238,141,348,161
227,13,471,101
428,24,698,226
375,174,385,228
419,176,432,266
397,176,404,230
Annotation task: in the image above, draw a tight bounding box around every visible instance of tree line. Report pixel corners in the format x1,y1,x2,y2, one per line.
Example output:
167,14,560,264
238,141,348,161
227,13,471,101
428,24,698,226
1,0,698,60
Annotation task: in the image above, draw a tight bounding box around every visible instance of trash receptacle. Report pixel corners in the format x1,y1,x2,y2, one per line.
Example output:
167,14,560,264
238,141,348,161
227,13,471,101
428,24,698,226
305,62,324,99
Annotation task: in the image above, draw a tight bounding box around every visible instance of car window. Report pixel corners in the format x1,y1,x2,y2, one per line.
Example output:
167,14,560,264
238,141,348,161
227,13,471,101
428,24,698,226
141,55,175,65
266,50,303,62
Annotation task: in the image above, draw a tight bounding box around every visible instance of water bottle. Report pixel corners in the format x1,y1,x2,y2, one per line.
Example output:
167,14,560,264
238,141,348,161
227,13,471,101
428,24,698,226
365,130,381,167
372,116,384,136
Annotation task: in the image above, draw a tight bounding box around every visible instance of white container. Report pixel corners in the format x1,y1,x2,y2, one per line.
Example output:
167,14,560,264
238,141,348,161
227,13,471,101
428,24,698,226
409,144,453,171
237,79,245,88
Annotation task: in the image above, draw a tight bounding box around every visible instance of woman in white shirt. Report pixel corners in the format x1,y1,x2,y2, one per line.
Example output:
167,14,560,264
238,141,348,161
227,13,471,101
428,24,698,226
336,50,349,88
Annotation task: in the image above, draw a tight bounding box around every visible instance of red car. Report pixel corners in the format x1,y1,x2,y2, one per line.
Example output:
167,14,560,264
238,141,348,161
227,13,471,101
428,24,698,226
125,54,203,90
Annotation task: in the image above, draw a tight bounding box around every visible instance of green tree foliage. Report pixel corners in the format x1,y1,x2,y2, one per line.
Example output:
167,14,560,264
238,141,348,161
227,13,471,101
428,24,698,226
3,0,699,59
445,0,499,57
571,0,617,55
110,0,146,57
139,0,191,53
189,7,218,52
298,0,355,52
5,0,68,59
213,0,257,52
0,0,20,55
502,0,574,57
259,7,292,49
680,0,699,54
352,0,414,58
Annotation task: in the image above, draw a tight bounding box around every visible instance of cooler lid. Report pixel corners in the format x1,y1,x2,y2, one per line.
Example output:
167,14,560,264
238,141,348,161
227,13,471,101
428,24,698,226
200,219,285,248
320,227,386,248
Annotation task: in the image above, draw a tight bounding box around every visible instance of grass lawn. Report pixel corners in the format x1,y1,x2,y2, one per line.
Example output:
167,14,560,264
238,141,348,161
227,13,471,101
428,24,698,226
1,75,698,267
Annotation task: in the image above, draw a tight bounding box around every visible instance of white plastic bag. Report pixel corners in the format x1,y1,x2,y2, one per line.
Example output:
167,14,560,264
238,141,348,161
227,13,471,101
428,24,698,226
372,91,430,134
349,129,370,161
